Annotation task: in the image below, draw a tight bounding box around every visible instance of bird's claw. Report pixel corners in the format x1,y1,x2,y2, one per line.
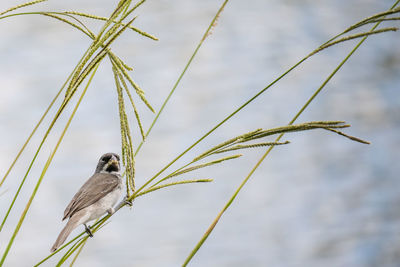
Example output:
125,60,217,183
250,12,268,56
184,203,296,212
124,197,133,207
84,224,93,237
107,207,115,215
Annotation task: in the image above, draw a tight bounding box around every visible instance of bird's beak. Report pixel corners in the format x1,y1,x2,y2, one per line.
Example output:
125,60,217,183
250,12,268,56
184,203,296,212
107,155,119,168
111,155,118,164
109,159,118,166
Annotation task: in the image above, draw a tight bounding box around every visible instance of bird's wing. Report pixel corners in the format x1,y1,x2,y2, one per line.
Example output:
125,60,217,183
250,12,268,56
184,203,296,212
63,173,120,220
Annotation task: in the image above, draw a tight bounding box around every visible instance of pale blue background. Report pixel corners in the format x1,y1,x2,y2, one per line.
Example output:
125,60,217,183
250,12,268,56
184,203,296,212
0,0,399,266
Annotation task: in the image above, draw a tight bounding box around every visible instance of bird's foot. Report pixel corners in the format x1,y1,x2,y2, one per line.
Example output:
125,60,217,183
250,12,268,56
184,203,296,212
124,197,133,207
84,224,93,237
107,207,115,215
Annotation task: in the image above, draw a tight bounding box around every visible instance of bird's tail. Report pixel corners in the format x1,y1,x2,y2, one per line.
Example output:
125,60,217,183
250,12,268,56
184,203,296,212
50,216,80,252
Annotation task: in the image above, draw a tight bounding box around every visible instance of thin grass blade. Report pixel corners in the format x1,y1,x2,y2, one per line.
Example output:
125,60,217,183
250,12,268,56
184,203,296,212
182,1,399,264
0,0,47,16
0,63,99,265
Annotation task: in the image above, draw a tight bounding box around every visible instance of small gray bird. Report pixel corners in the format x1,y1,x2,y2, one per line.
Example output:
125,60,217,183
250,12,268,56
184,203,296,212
50,153,123,252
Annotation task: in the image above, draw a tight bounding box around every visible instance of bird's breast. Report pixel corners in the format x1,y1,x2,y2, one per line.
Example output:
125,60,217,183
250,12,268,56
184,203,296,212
83,183,123,222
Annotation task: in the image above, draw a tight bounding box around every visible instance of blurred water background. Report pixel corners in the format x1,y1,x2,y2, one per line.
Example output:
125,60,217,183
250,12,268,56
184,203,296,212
0,0,399,266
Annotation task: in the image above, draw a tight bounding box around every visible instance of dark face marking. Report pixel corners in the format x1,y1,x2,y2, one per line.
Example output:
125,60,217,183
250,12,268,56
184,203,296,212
95,153,121,173
105,162,119,172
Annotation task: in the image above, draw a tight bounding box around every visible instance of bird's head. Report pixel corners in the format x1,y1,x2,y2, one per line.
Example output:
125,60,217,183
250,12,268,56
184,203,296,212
95,152,121,174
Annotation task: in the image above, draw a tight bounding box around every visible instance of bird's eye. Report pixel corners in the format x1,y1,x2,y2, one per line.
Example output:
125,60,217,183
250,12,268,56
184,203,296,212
102,156,111,162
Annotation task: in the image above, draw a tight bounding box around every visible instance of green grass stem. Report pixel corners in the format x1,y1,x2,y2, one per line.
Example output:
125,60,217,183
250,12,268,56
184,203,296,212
0,63,98,265
135,0,230,155
182,1,399,265
0,0,47,16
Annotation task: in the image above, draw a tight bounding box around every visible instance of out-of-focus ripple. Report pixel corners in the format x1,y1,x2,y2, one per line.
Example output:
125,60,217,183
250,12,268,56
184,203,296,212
0,0,399,266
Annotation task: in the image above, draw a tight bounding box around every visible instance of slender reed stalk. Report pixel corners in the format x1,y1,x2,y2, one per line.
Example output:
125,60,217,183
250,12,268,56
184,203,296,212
135,0,230,155
0,84,63,188
35,3,152,262
0,0,151,232
64,11,157,40
129,11,395,199
0,11,155,42
0,0,47,16
0,9,101,189
0,51,90,231
34,233,86,266
0,63,100,266
136,179,213,198
2,0,398,265
56,237,86,266
309,27,398,56
182,1,399,265
40,4,400,262
69,239,87,266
